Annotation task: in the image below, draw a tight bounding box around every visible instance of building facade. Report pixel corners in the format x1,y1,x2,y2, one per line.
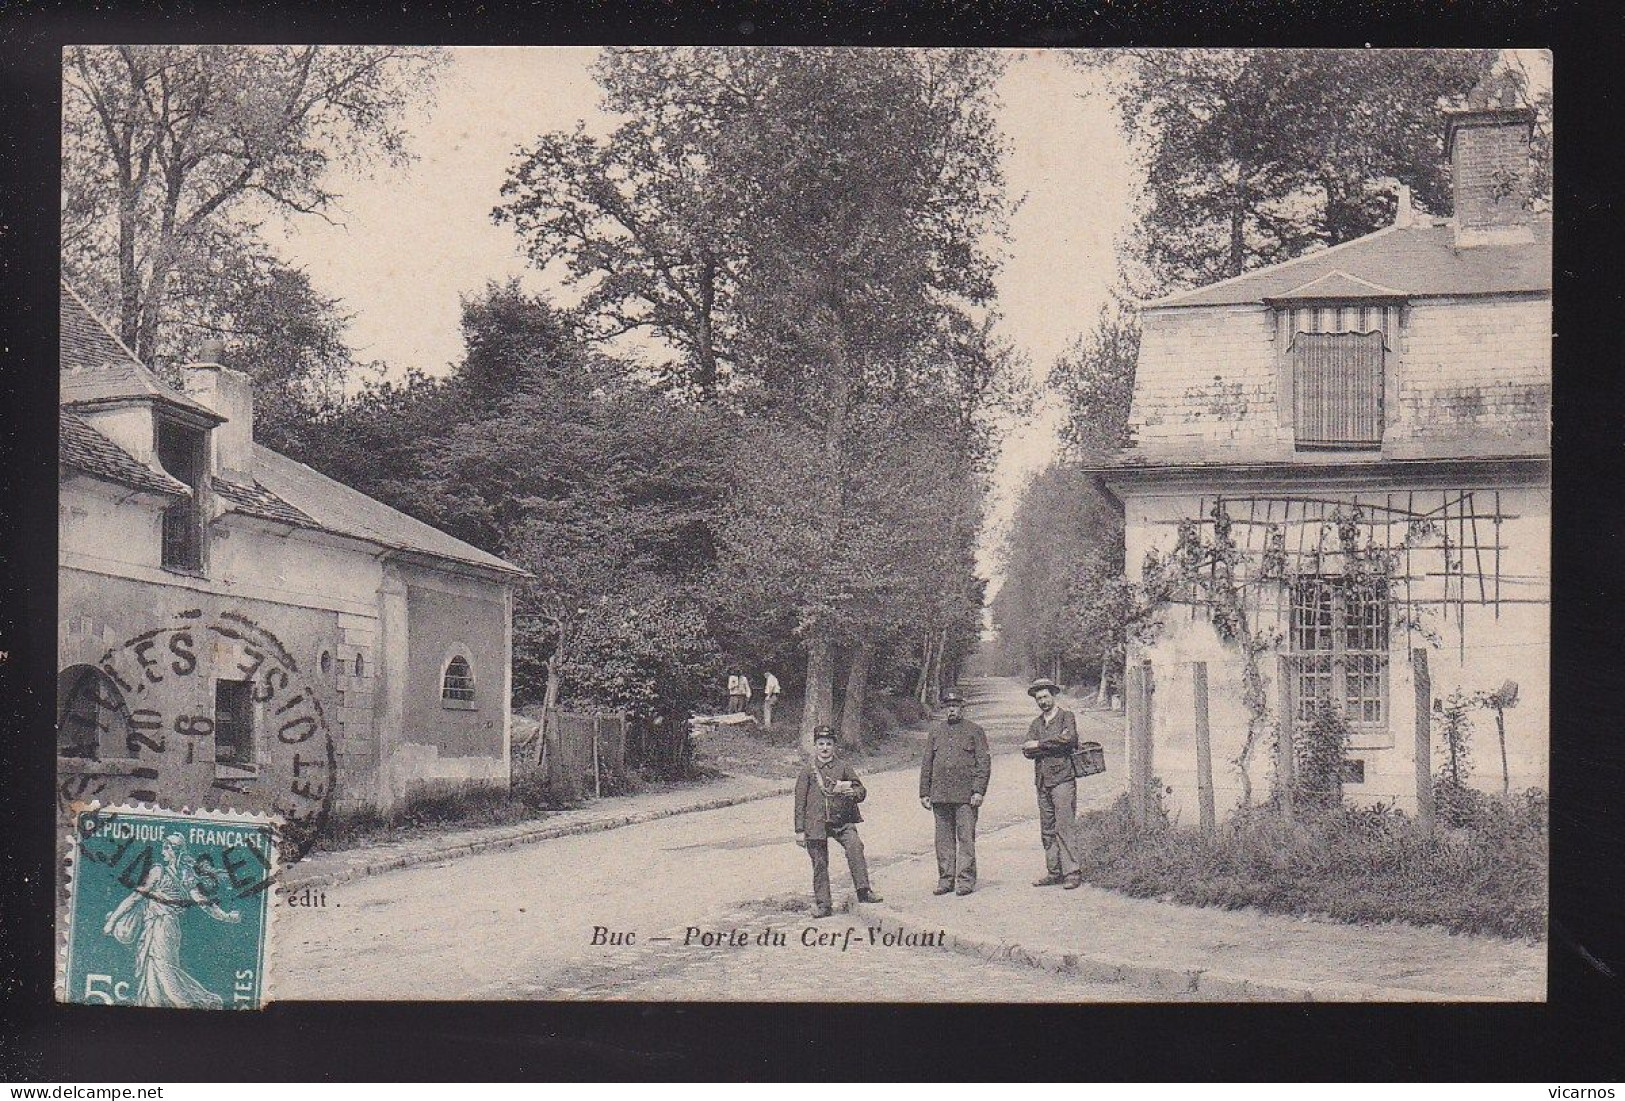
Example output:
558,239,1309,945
57,282,526,827
1103,78,1551,821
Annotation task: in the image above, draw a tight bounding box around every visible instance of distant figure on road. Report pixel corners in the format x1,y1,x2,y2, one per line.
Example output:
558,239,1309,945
762,670,781,728
919,688,991,896
1022,677,1083,890
794,725,883,918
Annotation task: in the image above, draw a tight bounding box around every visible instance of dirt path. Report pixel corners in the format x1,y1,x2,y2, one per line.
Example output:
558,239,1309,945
275,676,1119,1000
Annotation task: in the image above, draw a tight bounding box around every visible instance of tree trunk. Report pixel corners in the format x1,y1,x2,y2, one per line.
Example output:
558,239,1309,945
838,639,872,751
117,161,141,350
1228,179,1248,278
800,631,837,754
696,254,718,400
912,627,931,706
1096,660,1110,706
542,661,561,711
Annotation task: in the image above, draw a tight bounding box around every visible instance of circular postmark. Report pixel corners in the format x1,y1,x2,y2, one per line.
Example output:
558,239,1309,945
58,608,336,860
72,805,279,910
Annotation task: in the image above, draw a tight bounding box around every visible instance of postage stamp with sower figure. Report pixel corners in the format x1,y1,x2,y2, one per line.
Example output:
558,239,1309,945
61,803,279,1010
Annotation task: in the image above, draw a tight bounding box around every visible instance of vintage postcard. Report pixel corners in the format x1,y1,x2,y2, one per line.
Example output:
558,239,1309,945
55,45,1550,1004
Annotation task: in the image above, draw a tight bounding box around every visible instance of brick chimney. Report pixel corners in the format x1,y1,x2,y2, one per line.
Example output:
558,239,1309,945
179,339,256,483
1445,71,1537,247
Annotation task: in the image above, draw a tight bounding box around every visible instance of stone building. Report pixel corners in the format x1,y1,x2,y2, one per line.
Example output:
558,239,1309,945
57,281,526,827
1102,77,1550,820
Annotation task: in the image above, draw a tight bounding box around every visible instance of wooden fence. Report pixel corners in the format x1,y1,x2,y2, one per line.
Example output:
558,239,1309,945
511,708,627,801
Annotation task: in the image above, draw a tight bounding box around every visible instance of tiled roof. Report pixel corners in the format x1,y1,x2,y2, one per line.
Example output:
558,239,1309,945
251,445,526,577
60,281,141,373
1145,217,1551,309
60,283,223,422
59,278,523,580
60,409,190,498
212,476,318,529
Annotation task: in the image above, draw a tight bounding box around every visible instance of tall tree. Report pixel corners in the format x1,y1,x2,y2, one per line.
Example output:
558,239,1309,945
992,463,1122,688
1078,49,1518,293
1050,296,1141,463
714,48,1012,746
286,283,728,721
502,48,1018,748
63,44,444,363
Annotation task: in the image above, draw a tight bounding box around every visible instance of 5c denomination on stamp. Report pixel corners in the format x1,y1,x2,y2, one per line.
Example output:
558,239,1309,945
61,804,279,1010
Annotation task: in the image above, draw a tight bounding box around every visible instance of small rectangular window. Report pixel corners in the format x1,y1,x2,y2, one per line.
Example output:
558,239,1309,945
214,679,254,766
155,418,207,571
1292,330,1385,449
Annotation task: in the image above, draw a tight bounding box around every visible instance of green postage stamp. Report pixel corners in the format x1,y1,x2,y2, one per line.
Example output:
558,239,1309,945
60,804,279,1010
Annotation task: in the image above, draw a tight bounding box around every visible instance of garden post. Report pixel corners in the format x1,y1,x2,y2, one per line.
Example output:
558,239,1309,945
1276,660,1294,823
592,714,602,799
1143,659,1155,804
1193,662,1215,834
1412,648,1434,839
1126,662,1147,826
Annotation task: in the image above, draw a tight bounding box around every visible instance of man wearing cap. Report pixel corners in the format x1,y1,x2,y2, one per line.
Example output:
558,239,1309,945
1022,678,1083,889
794,725,883,918
919,688,991,896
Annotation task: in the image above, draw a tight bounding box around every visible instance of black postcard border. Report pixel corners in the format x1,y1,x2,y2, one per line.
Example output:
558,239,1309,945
1,0,1621,1083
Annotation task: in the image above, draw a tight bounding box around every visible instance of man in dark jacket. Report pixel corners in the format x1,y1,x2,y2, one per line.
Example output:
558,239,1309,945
795,726,883,918
919,689,991,896
1021,678,1083,889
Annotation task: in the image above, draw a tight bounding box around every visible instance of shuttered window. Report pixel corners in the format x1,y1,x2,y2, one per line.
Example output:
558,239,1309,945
1291,330,1385,449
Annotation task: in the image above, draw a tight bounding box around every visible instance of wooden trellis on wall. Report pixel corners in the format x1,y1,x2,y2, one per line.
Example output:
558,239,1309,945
1152,490,1540,659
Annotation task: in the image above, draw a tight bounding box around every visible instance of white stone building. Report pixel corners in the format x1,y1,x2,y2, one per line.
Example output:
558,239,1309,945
1102,79,1550,821
58,281,526,823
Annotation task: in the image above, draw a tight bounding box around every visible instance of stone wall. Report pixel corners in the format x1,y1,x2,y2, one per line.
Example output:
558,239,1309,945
1127,293,1550,464
1120,480,1549,822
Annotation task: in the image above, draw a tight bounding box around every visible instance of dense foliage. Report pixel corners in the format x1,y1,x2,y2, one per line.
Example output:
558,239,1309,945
1074,49,1544,293
498,47,1020,747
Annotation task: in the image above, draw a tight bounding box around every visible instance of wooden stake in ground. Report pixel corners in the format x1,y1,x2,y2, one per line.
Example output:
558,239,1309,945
1412,647,1434,839
1126,662,1147,826
1193,662,1215,834
1276,662,1294,824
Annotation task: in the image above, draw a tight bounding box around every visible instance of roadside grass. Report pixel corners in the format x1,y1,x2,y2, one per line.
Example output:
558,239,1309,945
311,774,574,853
694,691,931,782
1072,788,1548,940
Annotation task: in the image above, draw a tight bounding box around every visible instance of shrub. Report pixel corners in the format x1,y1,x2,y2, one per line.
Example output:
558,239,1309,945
1295,703,1352,809
1071,789,1547,940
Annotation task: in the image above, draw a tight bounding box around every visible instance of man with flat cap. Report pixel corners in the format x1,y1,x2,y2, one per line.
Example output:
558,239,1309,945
919,688,991,896
794,725,883,918
1022,677,1083,889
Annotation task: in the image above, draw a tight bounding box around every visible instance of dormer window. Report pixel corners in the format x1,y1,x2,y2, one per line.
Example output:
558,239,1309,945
1268,274,1406,453
1290,330,1385,449
154,416,208,571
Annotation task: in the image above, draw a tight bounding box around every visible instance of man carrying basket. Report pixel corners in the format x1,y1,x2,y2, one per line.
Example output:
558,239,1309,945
1022,677,1084,890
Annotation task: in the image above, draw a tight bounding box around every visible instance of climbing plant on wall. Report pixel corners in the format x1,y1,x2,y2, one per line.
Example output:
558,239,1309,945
1126,498,1448,807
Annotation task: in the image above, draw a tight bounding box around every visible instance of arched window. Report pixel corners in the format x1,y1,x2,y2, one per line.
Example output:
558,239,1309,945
353,652,365,679
57,666,128,760
441,655,475,704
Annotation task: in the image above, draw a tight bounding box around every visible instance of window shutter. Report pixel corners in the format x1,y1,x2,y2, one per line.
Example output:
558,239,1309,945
1291,330,1385,447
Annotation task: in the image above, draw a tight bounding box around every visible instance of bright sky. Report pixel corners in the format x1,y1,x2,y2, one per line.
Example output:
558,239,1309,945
266,48,1136,584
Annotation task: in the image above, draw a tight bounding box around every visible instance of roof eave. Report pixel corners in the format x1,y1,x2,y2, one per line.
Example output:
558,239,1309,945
64,392,226,427
1095,454,1550,492
60,461,191,500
